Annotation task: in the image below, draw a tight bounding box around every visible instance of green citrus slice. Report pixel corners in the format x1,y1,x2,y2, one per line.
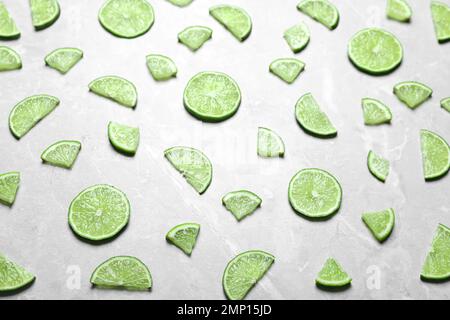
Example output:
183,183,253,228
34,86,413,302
441,97,450,113
90,256,152,290
0,46,22,71
284,23,310,53
0,3,20,39
209,5,252,41
257,127,285,158
30,0,60,30
431,1,450,43
146,54,177,81
166,222,200,255
367,150,390,182
362,208,395,243
99,0,154,38
69,184,130,241
348,28,403,75
269,58,305,84
0,254,35,292
0,172,20,206
108,122,140,156
167,0,193,7
41,140,81,169
297,0,339,30
89,76,137,108
362,98,392,125
288,168,342,218
183,71,241,122
222,190,262,221
295,93,337,137
420,129,450,181
223,250,274,300
316,258,351,287
164,146,212,194
421,224,450,281
45,48,83,74
9,94,60,139
178,26,212,51
387,0,412,22
393,81,432,109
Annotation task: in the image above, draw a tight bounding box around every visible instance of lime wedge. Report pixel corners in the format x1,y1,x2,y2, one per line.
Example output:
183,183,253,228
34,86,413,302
108,122,140,156
0,3,20,39
167,0,193,7
146,54,177,81
421,224,450,281
0,172,20,206
257,127,285,158
178,26,212,51
420,129,450,181
209,5,252,41
0,254,35,292
362,208,395,243
316,258,351,287
367,150,390,182
0,46,22,71
99,0,154,38
393,81,432,109
362,98,392,125
89,76,137,108
348,28,403,75
295,93,337,137
284,23,310,53
183,71,241,122
431,1,450,43
164,146,212,194
90,256,152,290
297,0,339,30
269,58,305,84
30,0,60,30
223,250,274,300
222,190,262,221
69,184,130,241
166,222,200,255
45,48,83,74
387,0,412,22
41,140,81,169
9,94,60,139
288,168,342,218
441,97,450,113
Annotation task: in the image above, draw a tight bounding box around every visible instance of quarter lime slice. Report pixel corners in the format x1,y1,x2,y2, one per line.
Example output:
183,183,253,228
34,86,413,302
99,0,154,38
183,71,241,122
0,46,22,71
316,258,351,287
108,122,140,155
167,0,193,7
166,222,200,255
0,172,20,206
178,26,212,51
69,184,130,241
41,140,81,169
348,28,403,75
257,127,285,158
431,1,450,43
0,254,35,292
387,0,412,22
297,0,339,30
421,224,450,281
223,250,274,300
164,146,212,194
288,168,342,218
30,0,60,30
362,208,395,243
9,94,60,139
284,23,310,53
222,190,262,221
209,5,252,41
441,97,450,113
420,129,450,181
45,48,83,74
89,76,137,108
295,93,337,137
0,3,20,39
269,58,305,84
393,81,432,109
146,54,177,81
362,98,392,125
367,150,390,182
90,256,152,290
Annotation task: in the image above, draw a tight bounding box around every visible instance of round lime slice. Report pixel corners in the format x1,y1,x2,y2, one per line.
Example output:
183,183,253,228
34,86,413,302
209,5,252,41
0,172,20,207
0,3,20,39
367,150,390,182
421,224,450,281
0,254,35,292
178,26,212,51
269,58,305,84
108,122,140,156
316,258,351,288
387,0,412,22
362,208,395,243
30,0,60,30
431,1,450,43
45,48,83,74
41,140,81,169
89,76,137,108
284,23,310,53
257,127,285,158
420,129,450,181
0,46,22,71
167,0,193,7
297,0,339,30
441,97,450,113
295,93,337,137
362,98,392,125
146,54,177,81
222,190,262,221
393,81,432,109
166,222,200,256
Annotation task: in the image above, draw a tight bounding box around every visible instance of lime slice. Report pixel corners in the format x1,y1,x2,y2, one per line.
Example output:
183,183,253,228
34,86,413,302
387,0,412,22
45,48,83,74
166,222,200,255
0,3,20,39
99,0,154,38
431,1,450,43
108,122,140,156
316,258,351,287
9,94,60,139
89,76,137,108
164,146,212,194
362,98,392,125
146,54,177,81
90,256,152,290
69,184,130,241
183,71,241,122
223,250,274,300
441,97,450,113
288,168,342,218
362,208,395,243
295,93,337,137
297,0,339,30
0,46,22,71
348,28,403,75
0,172,20,206
0,254,35,292
178,26,212,51
393,81,432,109
420,129,450,181
209,5,252,41
269,58,305,84
367,150,390,182
30,0,60,30
421,224,450,281
167,0,193,7
284,23,310,53
222,190,262,221
41,140,81,169
257,127,285,158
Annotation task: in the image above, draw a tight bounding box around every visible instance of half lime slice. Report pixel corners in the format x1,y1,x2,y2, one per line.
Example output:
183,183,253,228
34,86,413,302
295,93,337,137
269,58,305,84
367,150,390,182
0,254,35,292
393,81,432,109
0,172,20,206
41,140,81,169
441,97,450,113
0,3,20,39
45,48,83,74
420,129,450,181
167,0,193,7
297,0,339,30
89,76,137,108
362,208,395,243
421,224,450,281
209,5,252,41
0,46,22,71
431,1,450,43
284,23,310,53
387,0,412,22
30,0,60,30
257,127,285,158
166,222,200,255
146,54,177,81
178,26,212,51
316,258,351,288
222,190,262,221
108,122,140,156
362,98,392,125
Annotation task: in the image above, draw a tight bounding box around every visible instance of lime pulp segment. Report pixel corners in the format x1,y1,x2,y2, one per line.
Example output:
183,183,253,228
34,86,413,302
393,81,432,109
146,54,177,81
89,76,137,108
257,127,285,158
108,122,140,155
387,0,412,22
297,0,339,30
30,0,60,30
441,97,450,113
209,5,252,41
178,26,212,51
0,254,35,292
166,223,200,255
362,98,392,125
284,23,310,53
45,48,83,74
222,190,262,221
431,1,450,43
0,172,20,206
269,58,305,84
0,3,20,39
362,208,395,242
420,129,450,181
41,140,81,169
167,0,193,7
367,151,390,182
421,224,450,281
0,46,22,71
316,258,351,287
295,93,337,137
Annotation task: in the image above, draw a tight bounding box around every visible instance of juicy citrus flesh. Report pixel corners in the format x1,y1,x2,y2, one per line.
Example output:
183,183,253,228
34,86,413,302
316,258,351,287
441,97,450,113
420,129,450,180
431,1,450,43
0,172,20,206
393,81,432,109
178,26,212,51
362,208,395,242
0,3,20,39
0,254,35,292
222,190,262,221
209,5,252,41
297,0,339,30
41,140,81,169
30,0,60,30
45,48,83,74
0,46,21,71
167,0,193,7
362,98,392,125
108,122,140,155
166,223,200,255
257,127,285,158
269,58,305,84
295,93,337,137
146,54,177,81
89,76,137,108
284,23,310,53
368,150,390,182
387,0,412,22
421,224,450,281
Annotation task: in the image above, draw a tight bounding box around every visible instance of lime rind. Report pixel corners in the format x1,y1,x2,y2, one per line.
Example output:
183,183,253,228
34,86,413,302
108,122,140,156
0,46,22,71
30,0,60,30
362,208,395,243
45,48,83,74
222,190,262,221
394,81,433,109
421,224,450,281
146,54,177,81
167,0,193,7
269,58,305,84
41,140,81,169
431,1,450,43
89,76,137,108
209,5,252,41
257,127,285,158
0,3,20,39
367,151,390,182
295,93,337,137
166,222,200,255
420,129,450,181
297,0,339,30
441,97,450,113
178,26,212,51
0,254,35,292
284,23,310,53
362,98,392,125
387,0,412,22
0,172,20,207
316,258,351,287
